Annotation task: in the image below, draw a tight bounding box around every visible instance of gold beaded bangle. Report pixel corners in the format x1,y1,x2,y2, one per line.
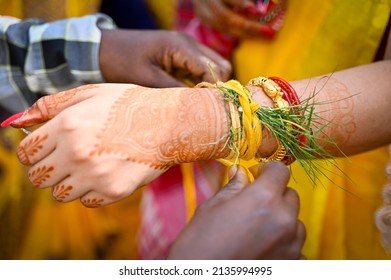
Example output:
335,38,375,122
227,100,241,133
247,76,289,162
248,76,290,110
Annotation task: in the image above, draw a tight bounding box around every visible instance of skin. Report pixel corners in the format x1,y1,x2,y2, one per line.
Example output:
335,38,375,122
5,45,389,262
9,60,391,207
2,58,389,261
168,161,306,260
191,0,277,38
99,29,232,87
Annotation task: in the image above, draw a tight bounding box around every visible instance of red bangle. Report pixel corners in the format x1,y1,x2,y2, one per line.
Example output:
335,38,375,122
269,76,300,109
269,76,305,165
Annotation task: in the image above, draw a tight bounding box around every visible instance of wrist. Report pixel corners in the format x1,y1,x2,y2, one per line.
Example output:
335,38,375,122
163,88,231,164
99,29,117,82
247,85,279,157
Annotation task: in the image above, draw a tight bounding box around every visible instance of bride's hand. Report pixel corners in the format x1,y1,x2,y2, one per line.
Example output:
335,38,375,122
10,83,230,207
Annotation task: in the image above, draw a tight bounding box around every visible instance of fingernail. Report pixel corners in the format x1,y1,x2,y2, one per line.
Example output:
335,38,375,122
228,165,239,180
1,111,25,127
243,4,262,16
260,26,276,39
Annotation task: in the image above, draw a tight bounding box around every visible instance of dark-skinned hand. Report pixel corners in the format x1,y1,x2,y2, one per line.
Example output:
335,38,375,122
99,29,232,87
168,161,306,260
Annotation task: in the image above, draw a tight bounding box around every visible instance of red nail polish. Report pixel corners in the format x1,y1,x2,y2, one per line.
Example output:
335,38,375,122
243,4,262,16
1,111,25,127
260,26,276,39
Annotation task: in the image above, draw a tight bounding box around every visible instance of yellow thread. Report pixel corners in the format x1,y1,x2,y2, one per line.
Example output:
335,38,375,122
196,80,264,182
183,78,293,221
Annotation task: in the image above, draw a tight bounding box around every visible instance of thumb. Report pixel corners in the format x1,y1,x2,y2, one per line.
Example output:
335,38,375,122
9,84,98,128
209,165,249,206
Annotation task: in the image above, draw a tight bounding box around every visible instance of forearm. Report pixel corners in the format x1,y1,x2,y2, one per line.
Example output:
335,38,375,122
7,61,390,165
213,60,391,160
121,86,231,166
24,14,115,93
290,60,391,156
160,85,275,163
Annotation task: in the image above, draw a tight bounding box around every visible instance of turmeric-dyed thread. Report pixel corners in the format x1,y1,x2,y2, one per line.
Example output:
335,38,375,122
196,80,264,182
181,80,262,222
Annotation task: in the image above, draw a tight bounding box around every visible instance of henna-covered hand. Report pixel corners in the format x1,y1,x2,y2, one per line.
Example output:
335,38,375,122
192,0,278,38
10,84,230,207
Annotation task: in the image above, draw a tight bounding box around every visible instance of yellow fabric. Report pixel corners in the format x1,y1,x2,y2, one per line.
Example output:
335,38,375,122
0,0,23,18
0,0,174,260
145,0,175,30
65,0,102,18
234,0,391,259
0,0,101,19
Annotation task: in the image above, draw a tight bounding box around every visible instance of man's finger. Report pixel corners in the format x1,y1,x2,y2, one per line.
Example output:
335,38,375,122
283,187,300,216
205,165,249,208
244,161,291,197
196,43,232,81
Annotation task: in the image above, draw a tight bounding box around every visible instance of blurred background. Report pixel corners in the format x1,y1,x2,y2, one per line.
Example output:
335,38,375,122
0,0,390,260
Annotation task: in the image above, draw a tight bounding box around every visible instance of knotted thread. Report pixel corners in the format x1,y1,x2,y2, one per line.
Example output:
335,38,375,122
181,79,264,221
196,79,265,182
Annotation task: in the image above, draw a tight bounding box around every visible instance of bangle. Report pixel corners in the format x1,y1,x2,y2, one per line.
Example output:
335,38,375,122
269,76,300,108
195,74,341,186
196,79,263,181
247,76,303,164
270,77,306,164
248,76,290,110
195,69,341,185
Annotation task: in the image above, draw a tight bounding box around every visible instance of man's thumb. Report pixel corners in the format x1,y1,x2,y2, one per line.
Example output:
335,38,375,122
212,166,249,203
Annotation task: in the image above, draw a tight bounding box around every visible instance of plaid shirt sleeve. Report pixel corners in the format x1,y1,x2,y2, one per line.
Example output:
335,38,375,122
0,13,116,116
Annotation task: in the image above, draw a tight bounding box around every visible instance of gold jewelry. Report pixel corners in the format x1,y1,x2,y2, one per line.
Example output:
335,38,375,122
248,76,289,110
248,76,289,162
259,140,286,162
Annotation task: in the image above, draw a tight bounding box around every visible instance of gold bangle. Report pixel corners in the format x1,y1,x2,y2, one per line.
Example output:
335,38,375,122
248,76,288,162
259,140,286,162
227,101,240,132
248,76,289,110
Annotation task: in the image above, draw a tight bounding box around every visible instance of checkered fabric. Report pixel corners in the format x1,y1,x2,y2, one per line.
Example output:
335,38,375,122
0,13,116,117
